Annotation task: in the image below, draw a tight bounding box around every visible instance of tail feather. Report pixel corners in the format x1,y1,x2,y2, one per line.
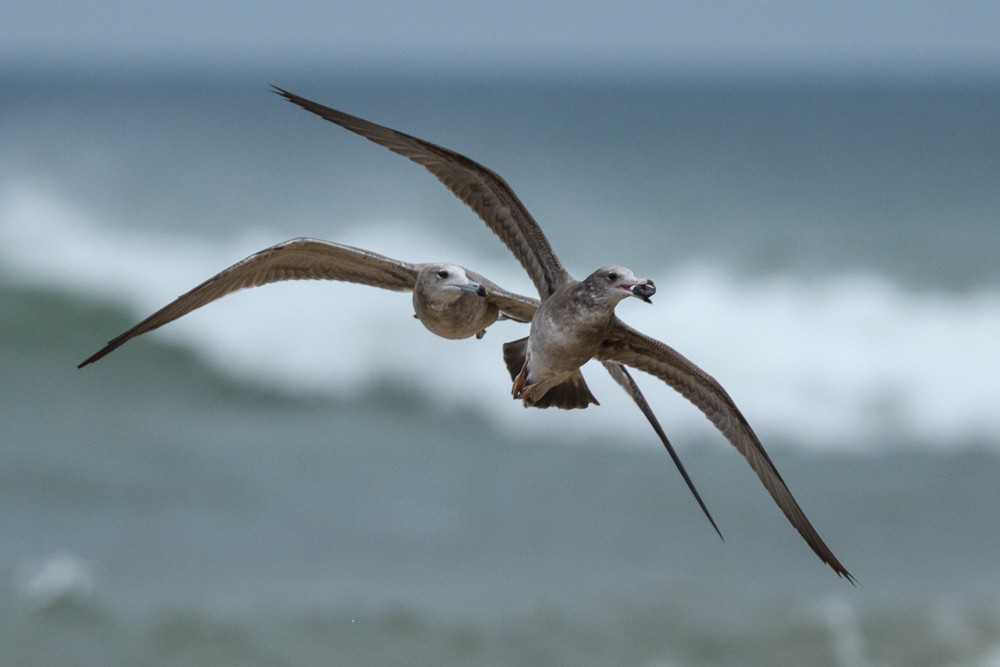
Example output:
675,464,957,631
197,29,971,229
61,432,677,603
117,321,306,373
502,337,528,381
529,370,599,410
501,337,599,410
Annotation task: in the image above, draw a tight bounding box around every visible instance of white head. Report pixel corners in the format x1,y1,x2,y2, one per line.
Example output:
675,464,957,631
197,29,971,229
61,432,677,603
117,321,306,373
412,263,495,340
417,263,487,299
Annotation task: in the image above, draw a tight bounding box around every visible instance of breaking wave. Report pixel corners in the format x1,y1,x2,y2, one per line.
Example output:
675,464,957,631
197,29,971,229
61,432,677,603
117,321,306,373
4,185,999,451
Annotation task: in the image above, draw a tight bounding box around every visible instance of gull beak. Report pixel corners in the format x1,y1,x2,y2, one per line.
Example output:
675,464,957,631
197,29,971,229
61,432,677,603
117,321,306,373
458,281,489,298
630,280,656,303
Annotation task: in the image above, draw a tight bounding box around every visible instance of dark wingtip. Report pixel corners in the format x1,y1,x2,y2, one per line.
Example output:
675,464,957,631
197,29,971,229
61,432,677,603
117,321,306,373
271,85,307,107
703,497,724,541
641,401,721,538
77,348,107,369
271,85,301,105
604,363,722,539
674,448,723,540
77,337,125,368
838,568,859,586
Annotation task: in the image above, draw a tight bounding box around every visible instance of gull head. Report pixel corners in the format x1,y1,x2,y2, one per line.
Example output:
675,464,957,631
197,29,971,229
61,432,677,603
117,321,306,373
421,264,488,298
584,265,656,305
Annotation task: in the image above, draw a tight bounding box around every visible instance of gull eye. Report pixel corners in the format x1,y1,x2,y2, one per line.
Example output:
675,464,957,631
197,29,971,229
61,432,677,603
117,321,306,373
437,270,450,279
607,271,618,282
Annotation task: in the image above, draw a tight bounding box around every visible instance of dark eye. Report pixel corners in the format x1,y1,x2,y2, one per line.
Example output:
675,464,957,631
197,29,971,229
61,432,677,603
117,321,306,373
437,270,450,279
607,271,618,281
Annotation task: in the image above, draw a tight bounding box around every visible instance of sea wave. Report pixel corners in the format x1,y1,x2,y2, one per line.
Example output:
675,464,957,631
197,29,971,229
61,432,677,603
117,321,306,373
3,185,998,451
14,552,96,609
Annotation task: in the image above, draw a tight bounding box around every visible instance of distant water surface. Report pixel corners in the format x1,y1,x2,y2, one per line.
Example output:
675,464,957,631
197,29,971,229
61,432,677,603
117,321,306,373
1,68,999,666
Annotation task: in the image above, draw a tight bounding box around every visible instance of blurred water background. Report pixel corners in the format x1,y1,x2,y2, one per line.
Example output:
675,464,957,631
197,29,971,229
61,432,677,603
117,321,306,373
1,66,999,665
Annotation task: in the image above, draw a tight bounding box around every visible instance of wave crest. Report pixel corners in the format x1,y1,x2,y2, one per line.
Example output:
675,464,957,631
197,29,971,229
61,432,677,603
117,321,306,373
3,185,998,451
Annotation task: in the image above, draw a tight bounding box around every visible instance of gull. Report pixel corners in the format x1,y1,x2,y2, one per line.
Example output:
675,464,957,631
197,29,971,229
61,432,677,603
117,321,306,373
77,238,534,366
275,87,854,582
77,237,721,536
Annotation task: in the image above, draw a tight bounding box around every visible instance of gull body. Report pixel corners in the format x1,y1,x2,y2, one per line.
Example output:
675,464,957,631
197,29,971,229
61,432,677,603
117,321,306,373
512,266,654,405
276,87,854,582
412,263,500,339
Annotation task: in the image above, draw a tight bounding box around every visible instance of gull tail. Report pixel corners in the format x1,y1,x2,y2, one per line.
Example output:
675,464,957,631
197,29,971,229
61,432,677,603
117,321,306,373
502,337,599,410
502,337,529,381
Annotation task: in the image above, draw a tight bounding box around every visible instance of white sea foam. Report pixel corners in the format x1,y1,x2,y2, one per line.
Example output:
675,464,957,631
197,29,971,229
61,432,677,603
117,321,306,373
3,184,999,452
816,596,868,667
15,552,96,608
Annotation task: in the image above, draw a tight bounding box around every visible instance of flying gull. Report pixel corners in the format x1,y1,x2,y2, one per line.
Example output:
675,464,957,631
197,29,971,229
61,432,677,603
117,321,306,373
77,237,721,537
275,88,854,582
77,238,535,365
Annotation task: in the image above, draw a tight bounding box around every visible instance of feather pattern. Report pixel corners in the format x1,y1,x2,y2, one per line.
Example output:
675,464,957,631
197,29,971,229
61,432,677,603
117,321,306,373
274,87,572,299
78,238,419,368
471,276,540,323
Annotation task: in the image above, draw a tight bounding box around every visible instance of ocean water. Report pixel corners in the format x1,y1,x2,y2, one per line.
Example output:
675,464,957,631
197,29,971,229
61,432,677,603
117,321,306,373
1,68,999,665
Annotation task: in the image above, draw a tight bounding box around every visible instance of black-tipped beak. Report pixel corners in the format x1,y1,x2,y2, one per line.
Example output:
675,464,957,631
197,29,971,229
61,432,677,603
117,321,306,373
458,282,489,298
631,280,656,303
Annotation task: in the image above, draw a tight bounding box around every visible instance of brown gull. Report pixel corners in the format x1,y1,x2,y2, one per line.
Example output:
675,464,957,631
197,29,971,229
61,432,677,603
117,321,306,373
77,237,721,537
77,237,533,367
275,88,854,582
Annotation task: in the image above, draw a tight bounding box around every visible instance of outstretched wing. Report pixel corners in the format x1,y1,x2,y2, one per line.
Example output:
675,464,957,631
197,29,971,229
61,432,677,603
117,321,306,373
79,238,419,367
274,87,573,299
597,319,855,583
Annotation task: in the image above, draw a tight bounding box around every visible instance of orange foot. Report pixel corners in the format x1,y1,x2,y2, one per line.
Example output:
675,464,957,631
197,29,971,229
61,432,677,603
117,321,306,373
512,353,531,399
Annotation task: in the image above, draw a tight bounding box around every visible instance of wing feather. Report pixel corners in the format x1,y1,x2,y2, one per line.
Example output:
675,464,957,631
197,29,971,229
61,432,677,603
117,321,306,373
274,87,572,299
601,361,723,539
466,272,540,323
597,319,855,583
79,238,418,367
